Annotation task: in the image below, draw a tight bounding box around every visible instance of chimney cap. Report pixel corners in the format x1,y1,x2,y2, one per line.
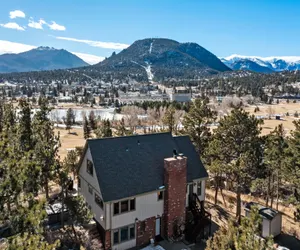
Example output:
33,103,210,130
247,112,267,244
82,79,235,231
178,153,184,157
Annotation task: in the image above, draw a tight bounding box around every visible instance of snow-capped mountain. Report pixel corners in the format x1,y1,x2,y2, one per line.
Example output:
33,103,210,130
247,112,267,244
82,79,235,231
221,54,300,73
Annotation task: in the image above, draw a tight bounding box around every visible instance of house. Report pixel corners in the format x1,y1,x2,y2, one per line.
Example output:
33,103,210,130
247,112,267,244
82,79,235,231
245,202,282,238
78,133,209,250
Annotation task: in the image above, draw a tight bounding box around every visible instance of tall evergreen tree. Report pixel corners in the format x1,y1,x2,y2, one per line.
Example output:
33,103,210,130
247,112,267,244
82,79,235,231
115,118,131,136
83,115,91,139
88,110,96,130
162,106,176,134
208,108,262,222
64,108,74,133
263,124,287,209
182,98,217,155
64,150,78,180
18,98,33,151
285,120,300,222
32,98,60,199
95,119,112,138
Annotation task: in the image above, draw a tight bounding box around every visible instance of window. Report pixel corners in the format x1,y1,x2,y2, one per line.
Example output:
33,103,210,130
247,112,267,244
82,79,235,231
114,202,119,215
87,159,93,176
129,225,135,239
121,200,129,213
197,181,202,196
78,178,81,188
120,227,129,242
158,191,164,201
95,193,103,208
88,185,93,194
129,199,135,211
113,198,135,216
113,230,119,245
113,225,135,245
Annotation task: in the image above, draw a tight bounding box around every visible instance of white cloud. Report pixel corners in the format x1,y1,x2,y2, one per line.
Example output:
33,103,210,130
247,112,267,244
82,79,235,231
9,10,26,19
55,36,129,50
0,22,25,31
0,40,104,65
72,52,104,65
0,40,35,54
28,18,46,30
47,21,66,31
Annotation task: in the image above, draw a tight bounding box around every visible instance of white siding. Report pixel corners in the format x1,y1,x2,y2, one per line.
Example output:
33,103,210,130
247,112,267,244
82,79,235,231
262,218,270,238
270,214,282,237
79,147,105,229
109,192,164,230
185,179,206,207
194,179,206,201
112,239,136,250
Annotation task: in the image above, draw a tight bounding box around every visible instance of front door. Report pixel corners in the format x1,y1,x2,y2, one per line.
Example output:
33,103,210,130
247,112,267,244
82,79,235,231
155,217,161,236
189,183,194,196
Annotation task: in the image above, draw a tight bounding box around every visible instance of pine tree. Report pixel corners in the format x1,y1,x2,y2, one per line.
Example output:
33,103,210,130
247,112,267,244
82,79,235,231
18,98,33,151
95,120,112,138
32,98,60,200
263,124,287,209
162,106,176,134
208,108,262,223
115,118,131,136
285,120,300,222
182,98,217,155
64,150,78,180
206,207,274,250
83,115,91,139
65,108,74,133
88,111,96,130
65,194,93,244
8,233,60,250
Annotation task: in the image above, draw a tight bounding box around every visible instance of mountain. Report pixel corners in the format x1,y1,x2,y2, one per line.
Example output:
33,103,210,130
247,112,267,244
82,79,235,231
94,38,231,81
0,46,89,73
221,54,300,73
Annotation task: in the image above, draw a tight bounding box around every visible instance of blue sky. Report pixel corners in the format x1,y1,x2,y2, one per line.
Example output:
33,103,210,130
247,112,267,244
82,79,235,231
1,0,300,63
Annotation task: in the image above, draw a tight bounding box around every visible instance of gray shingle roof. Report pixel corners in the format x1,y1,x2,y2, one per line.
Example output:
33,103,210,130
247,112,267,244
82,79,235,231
87,132,208,202
245,202,279,220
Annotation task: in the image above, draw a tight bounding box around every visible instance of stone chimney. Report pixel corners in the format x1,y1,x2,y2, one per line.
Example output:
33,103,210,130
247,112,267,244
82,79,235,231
163,155,187,238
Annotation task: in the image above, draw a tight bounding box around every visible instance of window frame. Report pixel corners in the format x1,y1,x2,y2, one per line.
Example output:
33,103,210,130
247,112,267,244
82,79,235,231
113,198,136,216
86,159,94,176
88,184,93,195
120,226,129,242
95,193,104,209
197,181,202,196
113,224,135,245
120,200,129,213
129,198,135,211
113,202,119,215
113,230,119,245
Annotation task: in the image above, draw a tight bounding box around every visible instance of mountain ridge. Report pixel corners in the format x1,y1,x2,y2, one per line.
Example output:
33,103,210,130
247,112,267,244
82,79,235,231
221,54,300,73
94,38,231,81
0,47,89,73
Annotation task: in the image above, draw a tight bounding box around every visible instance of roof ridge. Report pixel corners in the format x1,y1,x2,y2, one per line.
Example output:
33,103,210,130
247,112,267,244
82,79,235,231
87,132,172,141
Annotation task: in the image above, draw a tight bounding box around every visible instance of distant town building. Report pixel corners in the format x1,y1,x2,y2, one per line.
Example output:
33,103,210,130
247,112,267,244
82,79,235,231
170,87,192,102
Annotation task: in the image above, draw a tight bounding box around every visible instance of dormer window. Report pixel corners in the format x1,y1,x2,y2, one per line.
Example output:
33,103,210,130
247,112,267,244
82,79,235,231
87,159,93,176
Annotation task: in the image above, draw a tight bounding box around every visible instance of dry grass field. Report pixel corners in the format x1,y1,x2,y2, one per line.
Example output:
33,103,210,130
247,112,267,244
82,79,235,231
54,127,86,159
205,188,300,239
244,102,300,136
